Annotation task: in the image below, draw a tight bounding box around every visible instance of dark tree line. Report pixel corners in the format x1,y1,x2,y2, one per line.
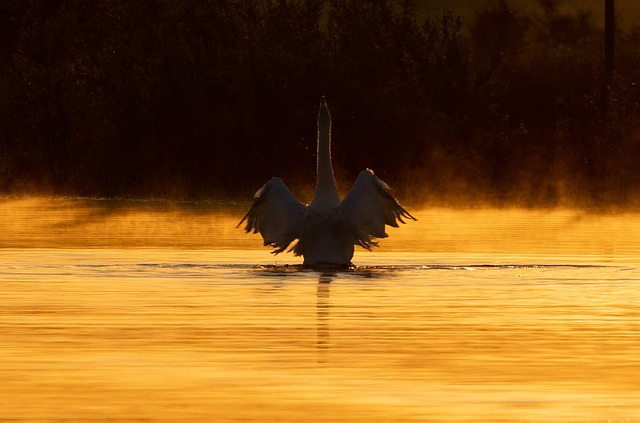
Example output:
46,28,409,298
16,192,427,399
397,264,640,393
1,0,639,207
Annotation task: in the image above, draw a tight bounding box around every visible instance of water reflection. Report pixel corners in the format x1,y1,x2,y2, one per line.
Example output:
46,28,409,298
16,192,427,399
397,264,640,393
316,276,332,358
2,199,640,422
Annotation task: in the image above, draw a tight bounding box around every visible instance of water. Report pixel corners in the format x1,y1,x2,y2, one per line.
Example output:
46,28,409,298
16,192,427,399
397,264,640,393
1,198,639,422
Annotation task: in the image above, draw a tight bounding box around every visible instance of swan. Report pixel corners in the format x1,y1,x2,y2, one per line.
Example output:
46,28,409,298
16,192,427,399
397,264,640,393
238,97,415,266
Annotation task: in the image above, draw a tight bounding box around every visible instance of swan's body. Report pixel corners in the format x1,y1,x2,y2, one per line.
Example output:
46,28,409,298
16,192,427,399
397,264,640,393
239,98,415,266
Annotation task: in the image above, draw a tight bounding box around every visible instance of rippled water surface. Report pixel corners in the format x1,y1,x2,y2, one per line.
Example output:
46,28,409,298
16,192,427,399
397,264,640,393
1,198,639,422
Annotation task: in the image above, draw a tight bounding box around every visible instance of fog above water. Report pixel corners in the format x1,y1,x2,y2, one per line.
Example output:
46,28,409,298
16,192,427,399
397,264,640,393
2,198,639,265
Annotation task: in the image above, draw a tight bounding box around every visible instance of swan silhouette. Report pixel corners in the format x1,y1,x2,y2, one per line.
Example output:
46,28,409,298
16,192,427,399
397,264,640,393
239,97,415,266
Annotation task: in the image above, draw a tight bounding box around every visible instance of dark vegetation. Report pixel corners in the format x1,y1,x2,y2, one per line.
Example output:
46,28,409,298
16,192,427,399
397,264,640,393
1,0,639,207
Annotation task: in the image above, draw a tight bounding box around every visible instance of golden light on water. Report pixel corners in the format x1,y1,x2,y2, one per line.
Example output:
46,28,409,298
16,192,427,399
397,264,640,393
1,198,639,422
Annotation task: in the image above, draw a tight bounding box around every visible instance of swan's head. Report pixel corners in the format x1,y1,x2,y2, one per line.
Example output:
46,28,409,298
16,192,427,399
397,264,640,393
318,96,331,128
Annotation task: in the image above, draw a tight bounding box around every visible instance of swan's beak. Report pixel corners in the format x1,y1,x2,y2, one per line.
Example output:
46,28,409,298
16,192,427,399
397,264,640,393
318,97,330,123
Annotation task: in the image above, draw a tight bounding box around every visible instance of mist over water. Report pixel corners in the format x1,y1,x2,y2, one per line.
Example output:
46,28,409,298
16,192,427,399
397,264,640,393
1,198,639,422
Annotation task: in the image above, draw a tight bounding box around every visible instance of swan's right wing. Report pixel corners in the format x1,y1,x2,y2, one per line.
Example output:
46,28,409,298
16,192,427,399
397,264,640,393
338,169,415,250
238,177,306,254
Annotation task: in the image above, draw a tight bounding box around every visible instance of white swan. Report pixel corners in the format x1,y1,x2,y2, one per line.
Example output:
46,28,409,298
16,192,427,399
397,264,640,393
239,97,415,266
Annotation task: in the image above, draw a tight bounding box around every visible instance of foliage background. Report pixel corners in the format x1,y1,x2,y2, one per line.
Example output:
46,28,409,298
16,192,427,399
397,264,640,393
1,0,639,207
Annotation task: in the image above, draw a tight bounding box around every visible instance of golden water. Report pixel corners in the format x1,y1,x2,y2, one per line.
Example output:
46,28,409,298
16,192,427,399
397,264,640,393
1,198,639,422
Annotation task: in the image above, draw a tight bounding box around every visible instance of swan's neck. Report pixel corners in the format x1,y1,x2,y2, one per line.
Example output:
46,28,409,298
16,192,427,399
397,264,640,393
311,108,340,210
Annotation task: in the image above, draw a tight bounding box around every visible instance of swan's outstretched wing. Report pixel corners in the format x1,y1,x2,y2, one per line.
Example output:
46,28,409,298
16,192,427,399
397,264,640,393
238,177,306,254
338,169,416,250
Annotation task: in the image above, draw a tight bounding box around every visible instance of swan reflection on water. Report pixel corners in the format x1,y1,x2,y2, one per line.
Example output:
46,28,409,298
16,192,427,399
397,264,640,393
252,266,385,361
316,275,332,357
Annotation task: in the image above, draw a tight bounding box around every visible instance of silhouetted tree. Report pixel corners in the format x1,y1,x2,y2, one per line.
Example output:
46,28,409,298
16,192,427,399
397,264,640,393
1,0,640,207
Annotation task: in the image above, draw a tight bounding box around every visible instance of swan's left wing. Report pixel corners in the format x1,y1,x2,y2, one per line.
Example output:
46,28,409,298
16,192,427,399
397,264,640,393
238,177,306,254
338,169,416,250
